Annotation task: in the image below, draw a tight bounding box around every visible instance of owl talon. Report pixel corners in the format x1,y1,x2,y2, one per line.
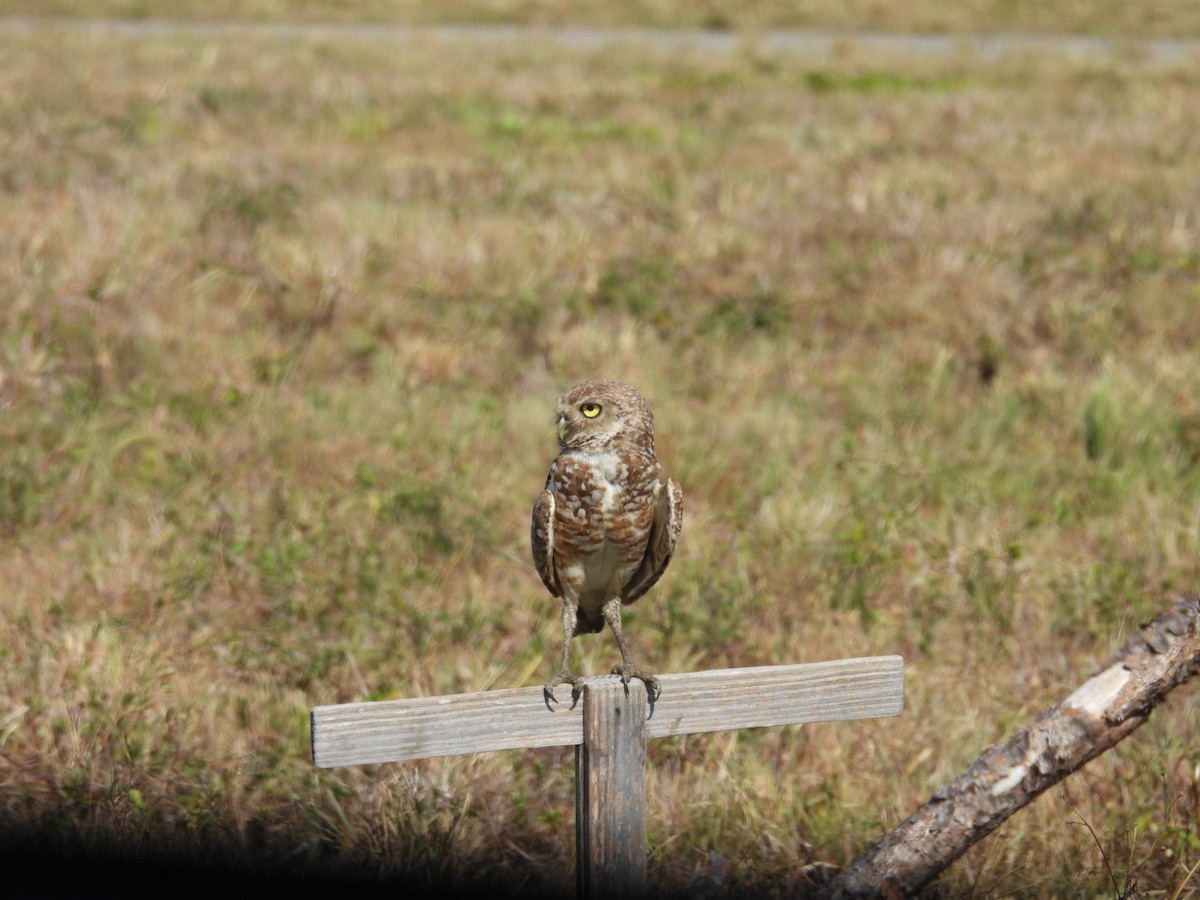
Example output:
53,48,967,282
611,664,661,706
544,673,583,710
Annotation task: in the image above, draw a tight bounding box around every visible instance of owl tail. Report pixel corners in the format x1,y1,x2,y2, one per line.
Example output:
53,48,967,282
575,607,606,635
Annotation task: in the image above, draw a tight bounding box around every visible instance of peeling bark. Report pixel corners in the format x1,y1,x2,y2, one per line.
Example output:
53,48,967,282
818,596,1200,899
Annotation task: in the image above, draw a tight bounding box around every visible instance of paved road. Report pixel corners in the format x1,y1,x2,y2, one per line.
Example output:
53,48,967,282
4,17,1199,62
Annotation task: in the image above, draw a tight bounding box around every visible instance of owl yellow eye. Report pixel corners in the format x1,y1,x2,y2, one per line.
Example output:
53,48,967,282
581,401,602,418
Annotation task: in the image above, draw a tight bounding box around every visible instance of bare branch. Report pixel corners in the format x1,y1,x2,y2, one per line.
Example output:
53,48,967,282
819,596,1200,899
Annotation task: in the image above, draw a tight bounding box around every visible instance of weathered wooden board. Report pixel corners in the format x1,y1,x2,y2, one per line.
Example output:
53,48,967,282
576,681,647,900
311,656,904,767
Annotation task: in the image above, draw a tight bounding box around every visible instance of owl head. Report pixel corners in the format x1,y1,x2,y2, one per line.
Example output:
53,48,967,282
555,380,656,452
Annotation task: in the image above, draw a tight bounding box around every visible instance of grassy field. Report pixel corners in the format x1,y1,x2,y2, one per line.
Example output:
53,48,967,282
4,0,1200,38
2,16,1200,899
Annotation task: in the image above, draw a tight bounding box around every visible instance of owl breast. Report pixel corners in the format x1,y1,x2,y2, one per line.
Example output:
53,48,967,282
550,449,657,614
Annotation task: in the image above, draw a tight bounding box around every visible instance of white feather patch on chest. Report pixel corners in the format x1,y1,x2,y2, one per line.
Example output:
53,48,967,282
559,450,637,610
591,451,624,511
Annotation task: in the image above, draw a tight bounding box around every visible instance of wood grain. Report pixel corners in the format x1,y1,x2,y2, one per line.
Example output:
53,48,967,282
311,656,904,767
576,681,647,900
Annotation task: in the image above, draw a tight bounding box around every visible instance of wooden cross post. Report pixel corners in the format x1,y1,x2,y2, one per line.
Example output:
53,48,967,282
311,657,904,897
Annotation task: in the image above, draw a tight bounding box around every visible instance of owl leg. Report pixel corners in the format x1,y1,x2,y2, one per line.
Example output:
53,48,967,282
544,598,584,707
602,596,660,704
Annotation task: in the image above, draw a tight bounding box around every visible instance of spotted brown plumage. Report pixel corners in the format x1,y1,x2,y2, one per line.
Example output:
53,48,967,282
531,380,683,704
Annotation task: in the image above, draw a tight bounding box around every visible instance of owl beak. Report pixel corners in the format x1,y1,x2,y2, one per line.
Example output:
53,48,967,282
556,415,568,442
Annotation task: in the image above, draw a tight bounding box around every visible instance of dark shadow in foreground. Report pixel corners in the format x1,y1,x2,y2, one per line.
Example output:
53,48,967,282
0,824,574,900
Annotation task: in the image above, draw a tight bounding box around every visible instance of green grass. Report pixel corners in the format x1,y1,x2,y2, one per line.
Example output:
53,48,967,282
1,17,1200,898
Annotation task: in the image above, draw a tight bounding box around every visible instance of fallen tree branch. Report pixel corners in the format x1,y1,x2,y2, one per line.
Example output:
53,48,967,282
818,595,1200,899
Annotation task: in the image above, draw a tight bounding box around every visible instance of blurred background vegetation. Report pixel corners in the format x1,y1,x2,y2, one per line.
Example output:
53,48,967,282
1,5,1198,897
4,0,1200,36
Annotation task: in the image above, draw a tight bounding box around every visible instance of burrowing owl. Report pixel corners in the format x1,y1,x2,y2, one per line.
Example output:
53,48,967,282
531,380,683,704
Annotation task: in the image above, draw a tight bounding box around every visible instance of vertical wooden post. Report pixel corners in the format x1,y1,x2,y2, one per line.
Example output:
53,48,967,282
576,678,647,899
311,657,905,897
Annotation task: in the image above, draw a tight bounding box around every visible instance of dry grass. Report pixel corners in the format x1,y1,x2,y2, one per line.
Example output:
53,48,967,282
4,0,1200,37
1,18,1200,898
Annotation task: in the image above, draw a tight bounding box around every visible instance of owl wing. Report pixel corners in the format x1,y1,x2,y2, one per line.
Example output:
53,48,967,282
531,487,561,598
623,475,683,605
